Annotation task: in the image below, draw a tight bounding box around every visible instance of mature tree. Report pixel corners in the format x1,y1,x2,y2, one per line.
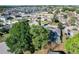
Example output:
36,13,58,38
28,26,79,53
0,20,3,27
51,13,59,23
62,7,75,12
47,6,53,14
63,15,67,19
6,20,35,54
30,25,49,51
51,9,60,23
70,17,77,26
55,9,60,14
76,9,79,14
0,8,4,13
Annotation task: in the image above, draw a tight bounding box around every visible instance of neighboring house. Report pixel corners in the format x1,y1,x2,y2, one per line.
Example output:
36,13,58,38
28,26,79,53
0,16,6,25
6,16,14,20
0,16,6,21
1,24,11,33
58,13,67,24
29,20,39,26
68,11,76,17
15,15,22,20
18,12,26,17
64,26,74,37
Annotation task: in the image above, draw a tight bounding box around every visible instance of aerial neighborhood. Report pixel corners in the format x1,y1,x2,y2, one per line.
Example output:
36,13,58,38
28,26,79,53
0,6,79,54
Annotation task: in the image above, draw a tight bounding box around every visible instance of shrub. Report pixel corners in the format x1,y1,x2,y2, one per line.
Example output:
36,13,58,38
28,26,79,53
6,20,35,54
30,25,49,50
64,33,79,54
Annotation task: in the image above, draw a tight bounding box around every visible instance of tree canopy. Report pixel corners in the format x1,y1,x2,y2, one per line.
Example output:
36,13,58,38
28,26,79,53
30,25,49,50
6,20,35,54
